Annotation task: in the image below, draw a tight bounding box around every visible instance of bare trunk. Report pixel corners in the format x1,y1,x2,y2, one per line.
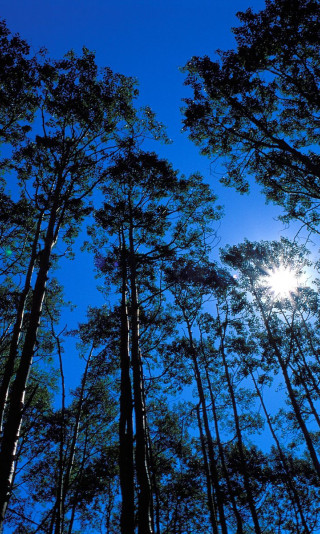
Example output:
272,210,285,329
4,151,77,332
0,234,54,529
119,237,135,534
185,320,227,534
0,211,44,435
251,372,310,534
147,430,161,534
196,403,218,534
0,177,63,530
217,308,262,534
54,345,93,534
204,363,244,534
129,211,153,534
67,429,89,534
280,309,320,426
254,290,320,478
54,331,66,534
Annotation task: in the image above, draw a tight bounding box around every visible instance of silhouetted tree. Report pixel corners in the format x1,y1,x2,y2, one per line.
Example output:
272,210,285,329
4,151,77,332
182,0,320,233
0,44,137,530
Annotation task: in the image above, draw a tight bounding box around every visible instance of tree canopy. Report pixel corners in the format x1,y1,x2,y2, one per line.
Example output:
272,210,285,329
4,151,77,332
2,2,320,533
182,0,320,232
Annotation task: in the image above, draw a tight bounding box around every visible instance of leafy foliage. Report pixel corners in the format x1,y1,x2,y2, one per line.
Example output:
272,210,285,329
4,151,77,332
182,0,320,232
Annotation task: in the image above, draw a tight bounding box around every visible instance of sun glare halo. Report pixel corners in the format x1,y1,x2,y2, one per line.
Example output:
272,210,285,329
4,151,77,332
266,267,298,298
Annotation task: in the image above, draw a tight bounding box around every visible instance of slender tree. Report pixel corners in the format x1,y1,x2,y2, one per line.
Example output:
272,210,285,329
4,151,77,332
0,46,137,530
90,146,220,533
222,239,320,479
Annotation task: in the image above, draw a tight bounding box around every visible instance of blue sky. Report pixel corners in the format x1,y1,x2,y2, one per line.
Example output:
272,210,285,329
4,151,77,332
1,0,287,244
1,0,300,384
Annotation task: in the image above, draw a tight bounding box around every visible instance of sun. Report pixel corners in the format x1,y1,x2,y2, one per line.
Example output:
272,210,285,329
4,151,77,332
266,267,298,298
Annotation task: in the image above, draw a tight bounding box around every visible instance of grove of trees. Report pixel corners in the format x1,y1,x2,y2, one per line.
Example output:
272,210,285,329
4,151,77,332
1,0,320,532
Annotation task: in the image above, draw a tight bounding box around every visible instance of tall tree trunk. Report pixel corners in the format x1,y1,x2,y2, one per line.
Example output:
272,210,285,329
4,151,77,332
251,372,310,534
217,308,262,534
54,331,66,534
296,377,320,429
0,210,44,435
119,235,135,534
297,310,320,368
129,211,153,534
204,362,244,534
0,178,63,530
0,238,54,530
67,429,89,534
196,403,218,534
57,345,93,532
280,310,320,428
253,289,320,479
185,319,228,534
147,430,161,534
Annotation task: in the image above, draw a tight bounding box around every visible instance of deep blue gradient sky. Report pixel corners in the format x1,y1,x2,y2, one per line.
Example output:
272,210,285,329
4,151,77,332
1,0,303,386
1,0,289,246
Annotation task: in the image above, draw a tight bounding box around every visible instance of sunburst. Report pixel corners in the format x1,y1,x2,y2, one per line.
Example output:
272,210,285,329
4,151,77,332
266,266,298,298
